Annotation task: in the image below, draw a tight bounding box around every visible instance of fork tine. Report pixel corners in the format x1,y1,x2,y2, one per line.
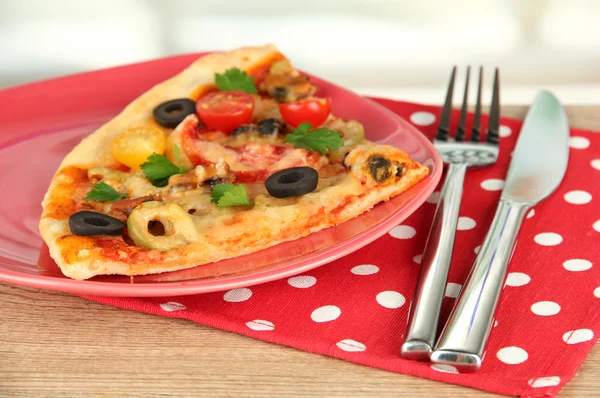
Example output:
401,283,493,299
486,68,500,144
436,66,456,141
471,66,483,142
455,66,470,141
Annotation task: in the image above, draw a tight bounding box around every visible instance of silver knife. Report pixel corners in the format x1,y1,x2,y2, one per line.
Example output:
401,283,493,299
430,90,570,372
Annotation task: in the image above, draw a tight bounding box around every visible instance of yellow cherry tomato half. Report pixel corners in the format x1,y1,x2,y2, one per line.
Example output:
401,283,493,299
111,126,166,169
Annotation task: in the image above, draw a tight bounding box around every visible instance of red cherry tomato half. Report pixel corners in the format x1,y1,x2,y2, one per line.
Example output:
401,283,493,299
279,97,331,128
196,91,254,134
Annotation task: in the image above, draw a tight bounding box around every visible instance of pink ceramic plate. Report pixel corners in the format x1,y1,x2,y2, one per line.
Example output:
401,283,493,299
0,53,442,297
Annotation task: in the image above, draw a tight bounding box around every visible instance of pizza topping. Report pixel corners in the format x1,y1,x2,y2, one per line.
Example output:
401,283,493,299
69,211,125,236
259,73,317,103
140,147,186,187
153,98,197,128
215,67,258,94
366,155,393,183
279,97,331,128
85,181,127,202
344,144,410,186
257,118,283,136
196,91,254,134
211,183,253,207
231,118,283,138
285,122,344,154
127,201,198,251
109,194,163,223
168,160,235,189
111,126,166,169
265,167,319,198
232,124,258,136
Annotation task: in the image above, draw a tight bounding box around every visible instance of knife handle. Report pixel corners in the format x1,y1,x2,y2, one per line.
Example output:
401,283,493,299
401,162,467,361
431,199,530,372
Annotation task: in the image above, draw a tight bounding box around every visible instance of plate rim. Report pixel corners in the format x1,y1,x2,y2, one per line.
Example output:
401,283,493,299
0,53,442,297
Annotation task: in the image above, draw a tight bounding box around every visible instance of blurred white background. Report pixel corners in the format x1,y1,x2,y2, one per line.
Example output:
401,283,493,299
1,0,600,104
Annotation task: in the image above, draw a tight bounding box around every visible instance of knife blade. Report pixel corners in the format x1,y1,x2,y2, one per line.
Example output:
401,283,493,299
430,90,570,372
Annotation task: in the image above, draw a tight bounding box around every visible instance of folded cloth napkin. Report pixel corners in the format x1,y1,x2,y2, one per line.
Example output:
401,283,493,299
88,98,600,398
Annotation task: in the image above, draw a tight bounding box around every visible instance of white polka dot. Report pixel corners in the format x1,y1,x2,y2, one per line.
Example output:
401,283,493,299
223,288,252,302
413,254,422,264
430,364,459,374
426,191,440,204
526,209,535,219
246,320,274,331
311,305,341,323
531,301,561,316
376,291,406,309
351,264,379,275
594,286,600,298
592,159,600,170
494,320,499,327
594,220,600,232
288,275,317,288
564,190,592,205
499,125,512,137
506,272,531,287
445,283,462,298
474,245,481,254
497,347,528,364
563,329,594,344
569,136,590,149
563,259,592,272
336,339,366,352
389,225,416,239
481,179,505,191
534,232,563,246
410,111,436,126
457,217,476,231
528,376,561,388
159,302,186,312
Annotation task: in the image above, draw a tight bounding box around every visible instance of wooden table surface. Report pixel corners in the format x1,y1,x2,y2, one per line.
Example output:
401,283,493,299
1,105,598,397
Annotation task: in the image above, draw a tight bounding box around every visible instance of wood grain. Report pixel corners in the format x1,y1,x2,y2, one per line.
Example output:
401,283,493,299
0,105,598,397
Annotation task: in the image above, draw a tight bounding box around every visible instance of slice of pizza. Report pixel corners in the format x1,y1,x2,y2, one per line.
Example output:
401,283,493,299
39,44,429,280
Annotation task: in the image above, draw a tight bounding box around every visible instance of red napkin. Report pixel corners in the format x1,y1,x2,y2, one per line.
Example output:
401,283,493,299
88,99,600,398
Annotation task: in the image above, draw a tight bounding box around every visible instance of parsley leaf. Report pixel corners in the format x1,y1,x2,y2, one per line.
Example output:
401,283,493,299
211,184,253,207
140,152,183,187
85,181,127,202
285,122,344,154
215,67,258,94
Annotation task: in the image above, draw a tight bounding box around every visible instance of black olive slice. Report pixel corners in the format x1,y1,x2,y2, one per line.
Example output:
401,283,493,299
153,98,197,128
257,118,282,136
69,211,125,236
265,167,319,198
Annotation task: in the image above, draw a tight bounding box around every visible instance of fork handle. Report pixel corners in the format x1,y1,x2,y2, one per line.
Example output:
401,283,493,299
431,199,530,372
401,162,467,360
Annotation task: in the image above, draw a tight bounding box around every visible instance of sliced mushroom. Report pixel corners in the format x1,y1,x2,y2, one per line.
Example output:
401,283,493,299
168,159,235,189
109,194,163,223
259,73,317,103
366,155,393,183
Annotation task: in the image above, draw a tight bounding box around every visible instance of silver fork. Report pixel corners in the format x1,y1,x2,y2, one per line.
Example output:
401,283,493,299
401,66,500,361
